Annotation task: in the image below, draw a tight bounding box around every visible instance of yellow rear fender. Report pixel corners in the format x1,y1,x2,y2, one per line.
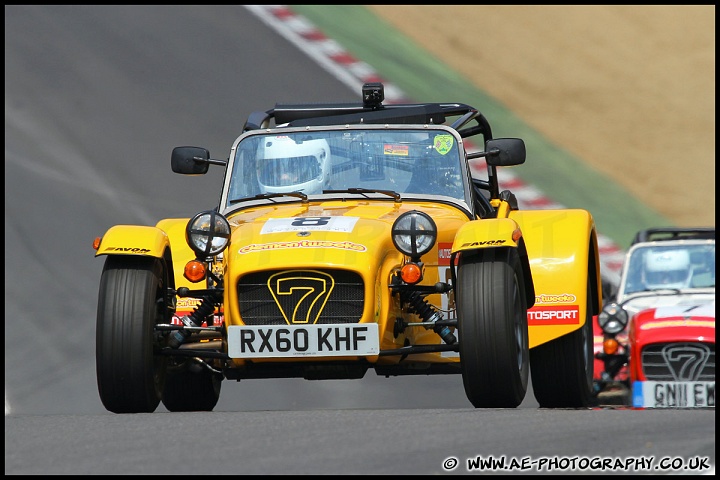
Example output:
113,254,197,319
509,209,602,348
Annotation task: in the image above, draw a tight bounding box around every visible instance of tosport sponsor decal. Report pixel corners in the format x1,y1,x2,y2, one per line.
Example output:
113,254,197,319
438,242,452,266
239,240,366,254
527,305,580,325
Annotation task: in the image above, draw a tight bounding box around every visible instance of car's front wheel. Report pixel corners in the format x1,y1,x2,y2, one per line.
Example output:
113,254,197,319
96,255,168,413
456,247,529,408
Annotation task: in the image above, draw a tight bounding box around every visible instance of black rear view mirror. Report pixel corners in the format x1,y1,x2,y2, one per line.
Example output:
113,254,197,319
171,146,210,175
467,138,526,167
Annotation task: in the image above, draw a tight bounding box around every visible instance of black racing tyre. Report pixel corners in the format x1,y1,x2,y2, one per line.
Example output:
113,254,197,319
162,362,222,412
456,247,529,408
530,281,594,408
96,255,168,413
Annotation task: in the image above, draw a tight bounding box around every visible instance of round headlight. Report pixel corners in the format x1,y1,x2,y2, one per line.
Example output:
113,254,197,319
597,302,629,335
391,210,437,259
186,210,231,257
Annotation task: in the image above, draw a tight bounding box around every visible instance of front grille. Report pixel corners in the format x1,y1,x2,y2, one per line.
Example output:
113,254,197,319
640,342,715,381
238,269,364,325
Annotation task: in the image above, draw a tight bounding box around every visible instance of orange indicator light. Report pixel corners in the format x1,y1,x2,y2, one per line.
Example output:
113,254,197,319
184,260,207,282
603,338,619,355
400,262,423,284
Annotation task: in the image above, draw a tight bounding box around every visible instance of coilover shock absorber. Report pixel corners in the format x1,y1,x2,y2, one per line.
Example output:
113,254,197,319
167,296,216,348
406,291,456,344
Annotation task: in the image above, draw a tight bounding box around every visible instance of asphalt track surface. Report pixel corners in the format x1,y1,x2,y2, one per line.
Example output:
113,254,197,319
4,5,714,475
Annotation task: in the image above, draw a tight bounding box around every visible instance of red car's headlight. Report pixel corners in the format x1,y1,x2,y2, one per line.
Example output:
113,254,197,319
598,302,629,335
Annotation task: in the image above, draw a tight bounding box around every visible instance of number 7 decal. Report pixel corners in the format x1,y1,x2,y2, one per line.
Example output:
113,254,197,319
268,270,335,324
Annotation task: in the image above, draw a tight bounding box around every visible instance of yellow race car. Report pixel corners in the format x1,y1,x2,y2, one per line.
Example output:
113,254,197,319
93,83,602,413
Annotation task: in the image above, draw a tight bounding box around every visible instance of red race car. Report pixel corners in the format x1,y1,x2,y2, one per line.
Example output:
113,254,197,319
595,227,715,408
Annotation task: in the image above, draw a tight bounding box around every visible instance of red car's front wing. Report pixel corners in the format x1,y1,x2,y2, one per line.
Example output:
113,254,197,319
628,304,715,408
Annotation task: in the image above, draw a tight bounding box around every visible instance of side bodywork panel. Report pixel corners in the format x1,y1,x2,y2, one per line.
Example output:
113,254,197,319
509,209,601,348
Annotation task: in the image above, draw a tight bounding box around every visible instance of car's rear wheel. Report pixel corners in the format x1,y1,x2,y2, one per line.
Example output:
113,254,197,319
457,247,529,408
162,361,222,412
530,281,594,408
96,255,168,413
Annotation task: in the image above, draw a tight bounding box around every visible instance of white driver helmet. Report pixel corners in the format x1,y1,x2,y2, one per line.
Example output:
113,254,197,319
256,136,330,194
642,249,693,289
